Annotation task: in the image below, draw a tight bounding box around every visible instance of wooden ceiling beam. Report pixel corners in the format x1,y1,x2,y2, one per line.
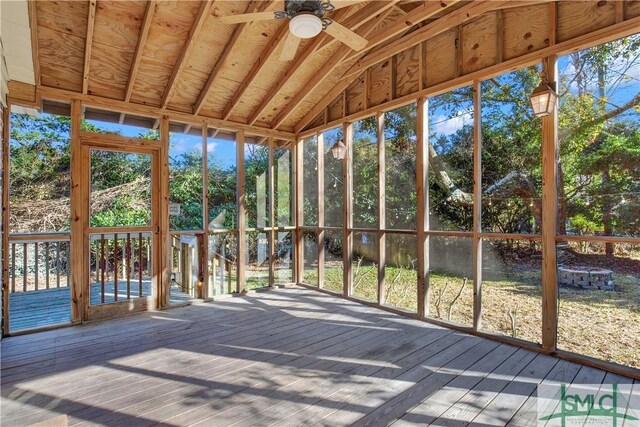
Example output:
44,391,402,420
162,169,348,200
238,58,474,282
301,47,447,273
220,21,290,120
160,0,215,109
39,85,296,140
124,0,157,102
82,0,97,94
193,0,275,116
294,0,508,133
247,1,396,126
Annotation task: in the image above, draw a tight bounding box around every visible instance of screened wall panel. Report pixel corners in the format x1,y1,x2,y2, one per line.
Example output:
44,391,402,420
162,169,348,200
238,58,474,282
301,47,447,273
244,142,270,229
352,117,378,229
169,125,204,231
481,67,543,235
323,128,344,228
428,236,474,326
274,145,292,227
384,104,417,230
351,231,378,302
428,87,474,231
207,130,237,230
481,238,542,343
383,233,418,313
302,230,319,286
323,229,344,293
302,135,318,226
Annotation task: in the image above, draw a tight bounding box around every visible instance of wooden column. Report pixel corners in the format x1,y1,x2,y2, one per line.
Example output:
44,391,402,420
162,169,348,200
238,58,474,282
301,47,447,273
201,125,209,299
2,103,10,333
376,112,386,306
473,80,483,330
70,100,87,321
158,117,170,308
343,122,353,298
268,138,275,287
416,96,429,319
541,55,559,351
294,138,303,284
237,130,246,293
317,133,325,288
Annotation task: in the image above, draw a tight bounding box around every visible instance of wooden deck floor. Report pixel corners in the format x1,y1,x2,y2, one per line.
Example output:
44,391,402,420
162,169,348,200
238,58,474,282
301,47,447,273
8,280,194,332
1,287,636,426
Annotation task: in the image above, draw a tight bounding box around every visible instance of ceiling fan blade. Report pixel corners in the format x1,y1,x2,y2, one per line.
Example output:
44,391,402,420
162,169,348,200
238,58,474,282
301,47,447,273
217,11,277,24
280,32,301,61
324,21,368,51
331,0,368,10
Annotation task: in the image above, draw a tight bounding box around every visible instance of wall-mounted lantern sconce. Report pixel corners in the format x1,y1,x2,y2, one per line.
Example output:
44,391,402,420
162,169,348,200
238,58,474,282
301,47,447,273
529,80,558,118
331,139,346,159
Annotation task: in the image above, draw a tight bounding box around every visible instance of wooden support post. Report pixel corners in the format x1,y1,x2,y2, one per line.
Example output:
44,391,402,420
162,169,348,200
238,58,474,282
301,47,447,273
317,133,325,288
541,55,559,351
376,112,386,306
268,138,275,287
416,96,429,319
473,80,483,330
343,122,353,298
237,130,246,293
158,117,170,308
70,99,87,321
2,103,10,333
294,138,304,284
201,126,209,299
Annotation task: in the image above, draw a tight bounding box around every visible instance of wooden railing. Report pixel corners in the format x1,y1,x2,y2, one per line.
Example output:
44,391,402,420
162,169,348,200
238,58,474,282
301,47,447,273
89,232,152,304
8,233,71,293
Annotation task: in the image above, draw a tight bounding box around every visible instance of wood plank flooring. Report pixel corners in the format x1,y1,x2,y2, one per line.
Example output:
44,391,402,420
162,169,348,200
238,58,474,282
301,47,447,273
1,286,636,426
8,280,194,332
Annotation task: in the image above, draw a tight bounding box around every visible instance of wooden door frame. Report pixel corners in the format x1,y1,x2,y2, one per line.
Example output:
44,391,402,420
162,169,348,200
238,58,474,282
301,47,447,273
76,129,163,321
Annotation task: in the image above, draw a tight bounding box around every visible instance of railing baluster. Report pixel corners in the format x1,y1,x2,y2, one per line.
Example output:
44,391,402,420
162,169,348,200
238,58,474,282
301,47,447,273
45,242,50,289
23,243,28,292
126,233,131,300
139,233,143,297
34,242,39,291
101,234,106,304
114,233,119,302
66,244,70,287
56,242,61,288
11,243,16,293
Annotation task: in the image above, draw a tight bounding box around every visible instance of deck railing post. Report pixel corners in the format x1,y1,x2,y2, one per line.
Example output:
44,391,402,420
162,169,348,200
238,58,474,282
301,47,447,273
416,96,429,319
541,55,559,351
237,130,246,293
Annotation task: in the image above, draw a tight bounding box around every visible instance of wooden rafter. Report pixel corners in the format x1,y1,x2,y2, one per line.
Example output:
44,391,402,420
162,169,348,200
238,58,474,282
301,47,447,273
273,0,451,128
193,0,275,115
82,0,97,94
343,0,508,80
124,0,156,102
294,0,507,132
161,0,215,109
340,0,463,66
221,21,290,120
247,1,396,125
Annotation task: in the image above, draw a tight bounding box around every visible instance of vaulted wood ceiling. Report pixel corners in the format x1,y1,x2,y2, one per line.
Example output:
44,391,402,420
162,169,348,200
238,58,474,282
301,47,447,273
30,0,575,133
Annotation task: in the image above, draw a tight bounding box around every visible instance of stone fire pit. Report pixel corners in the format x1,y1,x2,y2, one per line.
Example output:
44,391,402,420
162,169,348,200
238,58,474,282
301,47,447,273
557,266,614,291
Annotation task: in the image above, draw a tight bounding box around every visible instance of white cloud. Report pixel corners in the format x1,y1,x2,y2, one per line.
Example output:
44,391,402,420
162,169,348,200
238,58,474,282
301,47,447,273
431,110,473,136
207,142,218,153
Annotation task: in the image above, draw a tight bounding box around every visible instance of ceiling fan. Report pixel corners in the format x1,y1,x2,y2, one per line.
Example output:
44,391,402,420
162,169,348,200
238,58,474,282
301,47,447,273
217,0,369,61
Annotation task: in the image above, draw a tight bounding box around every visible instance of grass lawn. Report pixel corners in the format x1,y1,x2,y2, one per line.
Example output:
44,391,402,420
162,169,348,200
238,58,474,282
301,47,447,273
302,263,639,369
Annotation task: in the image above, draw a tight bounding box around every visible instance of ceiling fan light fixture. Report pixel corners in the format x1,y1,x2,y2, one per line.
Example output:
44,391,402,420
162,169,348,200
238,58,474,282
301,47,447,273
289,13,323,39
